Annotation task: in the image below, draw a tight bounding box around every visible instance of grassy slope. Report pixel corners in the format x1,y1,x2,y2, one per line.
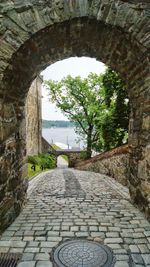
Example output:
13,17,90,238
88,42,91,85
28,163,49,180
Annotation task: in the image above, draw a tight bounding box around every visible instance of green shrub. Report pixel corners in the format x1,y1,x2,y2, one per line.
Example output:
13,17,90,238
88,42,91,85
38,153,56,169
28,153,56,170
28,155,39,166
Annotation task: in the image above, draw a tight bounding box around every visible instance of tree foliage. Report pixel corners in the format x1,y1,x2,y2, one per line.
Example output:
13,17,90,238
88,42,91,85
28,154,56,169
46,73,105,158
45,68,129,157
100,68,129,151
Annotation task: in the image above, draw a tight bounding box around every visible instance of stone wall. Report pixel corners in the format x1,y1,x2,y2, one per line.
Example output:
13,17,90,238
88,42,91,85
0,76,43,234
76,145,129,186
68,152,83,168
42,137,50,153
0,103,28,234
25,76,43,155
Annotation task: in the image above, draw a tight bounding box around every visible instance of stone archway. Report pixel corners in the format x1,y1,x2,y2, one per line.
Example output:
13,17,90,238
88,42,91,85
0,0,150,231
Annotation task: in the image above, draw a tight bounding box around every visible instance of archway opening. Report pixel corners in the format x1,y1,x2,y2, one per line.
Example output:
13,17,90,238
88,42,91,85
57,155,69,169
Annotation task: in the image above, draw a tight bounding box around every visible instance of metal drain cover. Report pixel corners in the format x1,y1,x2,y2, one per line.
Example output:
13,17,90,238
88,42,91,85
53,240,115,267
0,253,21,267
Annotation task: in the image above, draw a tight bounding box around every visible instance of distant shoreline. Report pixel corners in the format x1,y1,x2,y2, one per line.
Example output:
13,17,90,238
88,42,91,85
42,127,74,129
42,120,75,129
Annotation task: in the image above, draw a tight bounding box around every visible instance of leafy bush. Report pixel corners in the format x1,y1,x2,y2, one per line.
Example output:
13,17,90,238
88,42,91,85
38,153,56,169
28,153,56,170
28,155,39,166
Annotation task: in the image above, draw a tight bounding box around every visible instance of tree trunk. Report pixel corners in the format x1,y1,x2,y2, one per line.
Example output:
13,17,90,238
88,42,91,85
86,130,92,159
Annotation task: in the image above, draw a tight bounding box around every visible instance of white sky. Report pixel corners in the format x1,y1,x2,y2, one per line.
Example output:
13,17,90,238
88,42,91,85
41,57,106,120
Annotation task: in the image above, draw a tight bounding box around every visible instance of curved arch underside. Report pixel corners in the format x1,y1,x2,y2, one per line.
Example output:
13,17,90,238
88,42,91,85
2,17,148,100
0,0,150,232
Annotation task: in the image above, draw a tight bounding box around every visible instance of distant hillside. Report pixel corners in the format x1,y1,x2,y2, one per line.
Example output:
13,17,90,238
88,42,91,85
42,120,75,128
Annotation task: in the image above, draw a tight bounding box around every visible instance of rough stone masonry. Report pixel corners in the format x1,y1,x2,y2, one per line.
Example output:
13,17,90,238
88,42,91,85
0,0,150,232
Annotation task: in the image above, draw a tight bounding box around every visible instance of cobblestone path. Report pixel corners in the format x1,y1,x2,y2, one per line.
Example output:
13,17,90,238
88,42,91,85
0,169,150,267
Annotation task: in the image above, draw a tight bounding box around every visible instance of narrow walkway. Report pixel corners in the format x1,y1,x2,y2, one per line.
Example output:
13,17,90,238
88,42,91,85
0,169,150,267
57,156,68,169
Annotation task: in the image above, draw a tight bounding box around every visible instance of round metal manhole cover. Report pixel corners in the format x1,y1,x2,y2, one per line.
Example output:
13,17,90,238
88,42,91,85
53,240,115,267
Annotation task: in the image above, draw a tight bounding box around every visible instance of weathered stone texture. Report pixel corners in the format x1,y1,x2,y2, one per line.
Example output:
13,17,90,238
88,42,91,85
76,145,129,186
0,133,28,234
42,137,50,154
68,152,83,167
25,76,42,156
0,0,150,231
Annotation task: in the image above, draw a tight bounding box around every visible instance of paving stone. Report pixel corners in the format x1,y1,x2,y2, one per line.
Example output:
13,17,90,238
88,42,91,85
47,236,62,242
60,231,75,237
1,231,15,237
121,232,133,238
23,236,34,241
106,232,119,238
80,226,88,231
61,225,69,231
138,244,150,253
90,232,105,238
53,226,61,231
47,231,60,236
99,226,107,232
114,262,129,267
27,241,39,247
34,253,50,260
40,242,58,247
17,261,36,267
0,241,11,247
40,248,52,253
129,245,140,253
35,237,46,241
108,227,121,232
104,238,123,244
22,253,34,261
131,254,144,265
0,247,9,253
108,244,122,249
36,261,52,267
89,226,98,231
116,254,129,261
144,231,150,237
24,247,40,253
142,254,150,265
76,232,89,237
114,249,128,254
11,241,27,248
134,238,148,244
70,226,79,232
133,232,145,238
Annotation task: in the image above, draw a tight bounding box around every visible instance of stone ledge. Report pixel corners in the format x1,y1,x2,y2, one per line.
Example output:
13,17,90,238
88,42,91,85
75,144,128,167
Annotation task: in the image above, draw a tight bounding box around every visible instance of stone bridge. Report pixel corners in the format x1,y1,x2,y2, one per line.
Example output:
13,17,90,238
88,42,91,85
0,0,150,232
49,145,84,167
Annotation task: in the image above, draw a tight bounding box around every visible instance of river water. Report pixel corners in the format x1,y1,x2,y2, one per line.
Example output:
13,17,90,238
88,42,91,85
42,128,84,149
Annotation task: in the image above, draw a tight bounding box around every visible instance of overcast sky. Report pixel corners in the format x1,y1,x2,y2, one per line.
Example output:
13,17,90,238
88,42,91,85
41,57,106,120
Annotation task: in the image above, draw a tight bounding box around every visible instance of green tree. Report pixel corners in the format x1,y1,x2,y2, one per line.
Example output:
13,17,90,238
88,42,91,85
46,74,105,158
46,69,129,156
101,68,129,151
